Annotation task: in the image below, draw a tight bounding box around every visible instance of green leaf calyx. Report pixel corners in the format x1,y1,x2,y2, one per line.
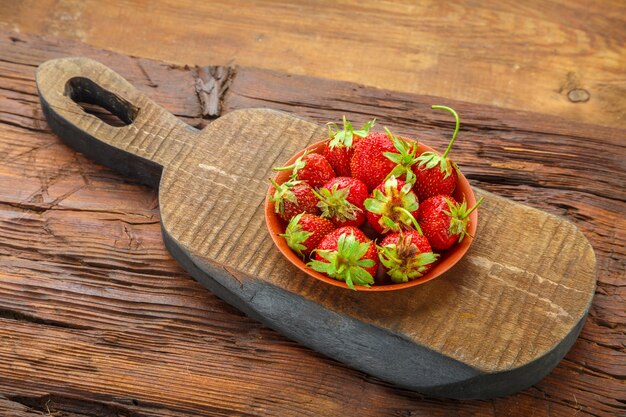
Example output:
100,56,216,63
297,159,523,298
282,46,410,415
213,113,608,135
314,185,361,222
327,116,376,149
378,235,439,283
307,231,375,290
415,151,457,179
269,178,302,215
363,176,420,233
445,197,484,242
383,127,419,185
279,213,313,257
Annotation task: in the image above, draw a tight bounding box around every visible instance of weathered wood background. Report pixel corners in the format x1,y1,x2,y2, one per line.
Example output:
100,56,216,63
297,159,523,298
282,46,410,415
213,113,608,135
2,0,625,129
0,2,625,415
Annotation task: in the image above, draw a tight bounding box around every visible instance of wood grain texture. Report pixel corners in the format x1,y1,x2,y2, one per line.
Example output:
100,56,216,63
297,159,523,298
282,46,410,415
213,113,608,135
1,0,625,129
0,32,625,415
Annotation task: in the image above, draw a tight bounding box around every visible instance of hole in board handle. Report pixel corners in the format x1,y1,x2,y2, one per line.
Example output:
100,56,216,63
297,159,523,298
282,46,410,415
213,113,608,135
65,77,139,127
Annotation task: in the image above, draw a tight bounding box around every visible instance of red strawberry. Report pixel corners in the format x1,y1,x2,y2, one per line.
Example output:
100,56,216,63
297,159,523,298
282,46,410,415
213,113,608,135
364,176,421,235
351,128,420,191
307,226,378,289
350,131,397,191
314,177,368,228
269,179,319,222
379,230,439,283
280,213,335,257
323,116,375,177
273,151,335,188
413,105,461,201
418,195,484,250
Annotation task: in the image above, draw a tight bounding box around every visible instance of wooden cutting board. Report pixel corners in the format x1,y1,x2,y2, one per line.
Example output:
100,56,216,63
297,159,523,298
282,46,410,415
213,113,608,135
36,57,596,400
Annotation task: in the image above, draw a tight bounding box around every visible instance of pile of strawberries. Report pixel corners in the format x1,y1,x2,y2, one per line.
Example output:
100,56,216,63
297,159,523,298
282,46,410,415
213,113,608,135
269,106,483,290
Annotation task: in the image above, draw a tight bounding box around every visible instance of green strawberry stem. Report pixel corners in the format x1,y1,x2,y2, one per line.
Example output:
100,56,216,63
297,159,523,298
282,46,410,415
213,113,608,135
432,105,460,158
269,178,281,189
415,106,461,178
461,197,484,219
393,206,422,234
272,150,310,177
377,244,402,264
272,166,295,172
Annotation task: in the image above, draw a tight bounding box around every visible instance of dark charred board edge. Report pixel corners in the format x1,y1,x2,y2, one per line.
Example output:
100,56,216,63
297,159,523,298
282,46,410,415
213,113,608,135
37,82,163,188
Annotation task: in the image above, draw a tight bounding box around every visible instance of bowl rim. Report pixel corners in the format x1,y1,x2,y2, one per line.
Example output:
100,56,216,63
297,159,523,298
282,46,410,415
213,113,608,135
264,139,477,291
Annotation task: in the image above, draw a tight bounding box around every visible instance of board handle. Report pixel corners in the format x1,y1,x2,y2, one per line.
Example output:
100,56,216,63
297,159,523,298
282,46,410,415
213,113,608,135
36,57,192,187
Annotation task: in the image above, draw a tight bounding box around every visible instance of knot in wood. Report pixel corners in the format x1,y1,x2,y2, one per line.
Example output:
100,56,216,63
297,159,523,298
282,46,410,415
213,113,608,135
567,88,590,103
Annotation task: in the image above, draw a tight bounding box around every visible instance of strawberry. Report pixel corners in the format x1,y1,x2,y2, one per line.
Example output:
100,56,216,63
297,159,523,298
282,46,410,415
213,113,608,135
314,177,368,228
307,226,378,289
269,179,319,222
413,105,461,201
364,176,421,235
273,151,335,188
280,213,335,257
418,195,484,250
351,128,420,191
378,230,439,283
323,116,375,177
350,131,397,191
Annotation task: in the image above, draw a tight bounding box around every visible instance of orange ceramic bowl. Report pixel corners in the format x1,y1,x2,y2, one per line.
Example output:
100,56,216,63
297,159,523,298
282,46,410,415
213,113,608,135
265,140,478,291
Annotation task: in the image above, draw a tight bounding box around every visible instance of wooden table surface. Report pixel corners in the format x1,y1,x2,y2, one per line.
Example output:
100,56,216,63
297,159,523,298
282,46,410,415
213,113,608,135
3,0,625,130
0,1,624,416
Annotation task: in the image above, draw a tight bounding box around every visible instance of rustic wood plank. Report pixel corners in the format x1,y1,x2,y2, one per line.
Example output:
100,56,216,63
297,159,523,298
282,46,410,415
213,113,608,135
0,31,624,416
1,0,625,129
